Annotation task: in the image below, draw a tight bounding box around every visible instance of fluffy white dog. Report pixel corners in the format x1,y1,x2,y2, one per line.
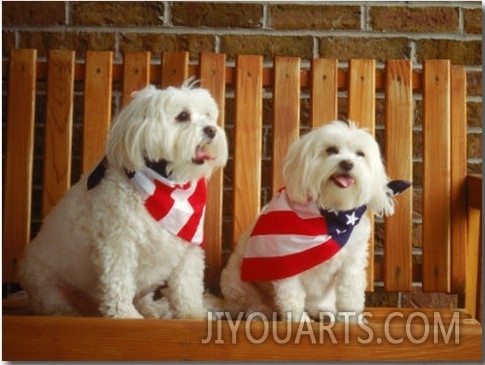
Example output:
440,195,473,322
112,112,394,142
220,121,409,322
20,83,228,319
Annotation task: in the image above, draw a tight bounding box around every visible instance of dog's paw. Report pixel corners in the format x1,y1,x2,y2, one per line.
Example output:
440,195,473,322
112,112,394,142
280,310,312,323
135,296,173,319
176,307,208,320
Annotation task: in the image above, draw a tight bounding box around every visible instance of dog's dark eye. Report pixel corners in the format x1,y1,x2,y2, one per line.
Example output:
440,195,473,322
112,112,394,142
356,151,365,157
176,111,190,123
326,146,339,155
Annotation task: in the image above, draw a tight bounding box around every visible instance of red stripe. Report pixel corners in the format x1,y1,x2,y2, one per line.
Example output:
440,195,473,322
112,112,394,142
250,210,327,237
241,239,341,281
145,179,176,220
177,179,207,243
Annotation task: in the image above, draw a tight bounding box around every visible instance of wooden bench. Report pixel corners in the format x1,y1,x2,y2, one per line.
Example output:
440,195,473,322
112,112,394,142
2,48,482,361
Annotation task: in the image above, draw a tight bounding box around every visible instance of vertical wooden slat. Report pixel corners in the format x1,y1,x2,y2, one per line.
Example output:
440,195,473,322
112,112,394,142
3,49,37,283
161,51,189,88
348,59,376,291
122,51,151,107
82,51,113,173
422,60,451,292
42,50,75,217
465,207,481,319
199,52,227,288
232,55,263,248
449,66,468,293
272,56,301,193
310,58,338,128
383,60,413,291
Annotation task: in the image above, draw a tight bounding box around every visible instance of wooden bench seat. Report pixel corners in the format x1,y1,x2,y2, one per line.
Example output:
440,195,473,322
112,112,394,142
2,49,482,361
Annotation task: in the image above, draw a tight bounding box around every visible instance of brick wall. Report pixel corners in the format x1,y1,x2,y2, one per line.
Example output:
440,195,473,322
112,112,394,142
2,1,482,307
3,1,481,168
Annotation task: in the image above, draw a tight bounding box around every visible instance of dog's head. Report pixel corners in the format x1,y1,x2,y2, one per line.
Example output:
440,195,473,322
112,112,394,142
106,82,228,182
283,121,394,216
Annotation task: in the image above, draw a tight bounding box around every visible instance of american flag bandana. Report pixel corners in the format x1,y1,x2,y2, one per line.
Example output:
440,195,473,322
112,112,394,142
129,168,207,246
241,180,411,281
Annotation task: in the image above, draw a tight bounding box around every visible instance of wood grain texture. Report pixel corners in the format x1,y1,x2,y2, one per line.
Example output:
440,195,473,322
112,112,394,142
422,60,451,292
232,55,263,248
383,60,413,291
3,313,482,361
310,58,338,127
3,49,37,283
161,51,189,88
449,66,468,293
348,59,376,291
199,52,227,288
82,51,113,173
2,51,482,361
122,51,150,107
272,56,300,193
465,175,482,320
42,50,75,218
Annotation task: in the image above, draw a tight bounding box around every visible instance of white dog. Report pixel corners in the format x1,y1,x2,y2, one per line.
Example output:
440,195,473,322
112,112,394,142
220,121,409,322
20,83,228,319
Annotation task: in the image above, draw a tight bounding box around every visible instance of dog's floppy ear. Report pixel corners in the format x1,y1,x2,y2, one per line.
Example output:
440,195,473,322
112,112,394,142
367,157,395,217
283,134,320,204
106,85,160,171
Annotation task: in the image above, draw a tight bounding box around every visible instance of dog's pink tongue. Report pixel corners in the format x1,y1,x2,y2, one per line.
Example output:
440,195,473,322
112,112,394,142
334,175,355,188
194,147,214,162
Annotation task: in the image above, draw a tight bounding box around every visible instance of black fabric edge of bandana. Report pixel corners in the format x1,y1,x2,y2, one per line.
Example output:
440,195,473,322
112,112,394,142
87,156,108,190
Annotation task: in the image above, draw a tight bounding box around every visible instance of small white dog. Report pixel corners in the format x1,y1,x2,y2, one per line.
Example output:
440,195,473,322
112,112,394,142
20,82,228,318
220,121,409,322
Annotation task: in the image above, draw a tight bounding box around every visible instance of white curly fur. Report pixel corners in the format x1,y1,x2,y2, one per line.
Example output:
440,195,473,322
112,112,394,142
20,83,228,318
220,121,395,322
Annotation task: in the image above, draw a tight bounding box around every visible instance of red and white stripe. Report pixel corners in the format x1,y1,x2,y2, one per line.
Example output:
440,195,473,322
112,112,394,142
130,168,207,246
241,189,339,281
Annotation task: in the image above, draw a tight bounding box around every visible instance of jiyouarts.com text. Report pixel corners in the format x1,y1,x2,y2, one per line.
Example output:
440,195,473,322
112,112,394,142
201,311,460,345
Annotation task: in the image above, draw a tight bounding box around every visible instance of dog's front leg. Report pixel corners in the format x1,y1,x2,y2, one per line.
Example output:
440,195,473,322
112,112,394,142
166,245,207,319
335,263,367,321
95,242,143,319
273,276,309,322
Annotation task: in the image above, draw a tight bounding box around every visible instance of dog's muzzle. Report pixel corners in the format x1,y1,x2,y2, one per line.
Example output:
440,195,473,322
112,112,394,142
192,126,219,165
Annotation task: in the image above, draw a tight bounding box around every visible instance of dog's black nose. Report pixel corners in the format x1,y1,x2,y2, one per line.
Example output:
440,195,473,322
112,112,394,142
203,126,217,140
339,160,354,172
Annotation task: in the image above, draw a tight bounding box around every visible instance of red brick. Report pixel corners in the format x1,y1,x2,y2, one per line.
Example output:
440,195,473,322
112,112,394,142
467,102,482,130
2,31,16,56
402,287,458,308
464,8,482,34
18,31,115,58
269,4,360,30
467,71,482,97
468,132,482,160
72,1,164,26
172,2,263,28
2,1,65,25
120,33,214,60
221,35,313,61
319,37,411,63
416,39,482,66
468,162,482,175
370,6,459,32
